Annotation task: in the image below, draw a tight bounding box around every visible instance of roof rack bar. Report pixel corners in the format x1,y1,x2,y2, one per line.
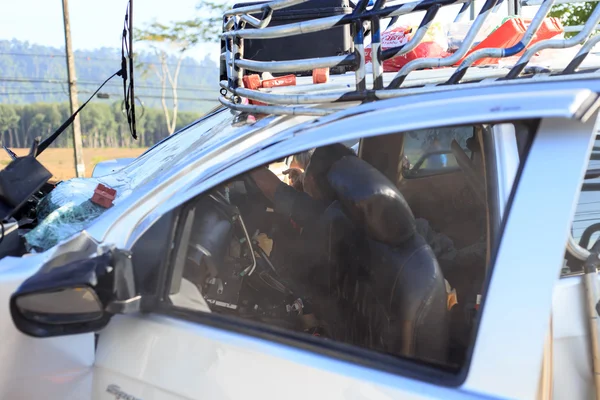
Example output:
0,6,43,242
564,34,600,73
223,14,346,39
232,20,244,89
222,0,469,40
382,4,442,61
522,0,598,6
447,0,555,84
355,21,367,91
387,0,502,88
507,2,600,78
222,69,600,109
219,0,600,117
371,0,388,89
218,96,333,116
234,54,358,73
568,235,590,260
454,0,473,22
224,37,234,88
240,9,274,29
224,0,308,16
564,24,600,33
355,0,371,13
224,17,235,31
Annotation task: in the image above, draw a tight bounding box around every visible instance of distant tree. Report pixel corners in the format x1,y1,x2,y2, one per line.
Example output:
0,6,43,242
134,1,228,134
0,105,20,147
549,2,597,38
191,1,232,43
135,21,201,135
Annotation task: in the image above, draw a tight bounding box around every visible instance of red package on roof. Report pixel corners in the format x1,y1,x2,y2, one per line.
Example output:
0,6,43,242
365,24,450,72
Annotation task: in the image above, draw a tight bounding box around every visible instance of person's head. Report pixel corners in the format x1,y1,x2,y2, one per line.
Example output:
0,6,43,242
291,149,315,170
303,143,356,201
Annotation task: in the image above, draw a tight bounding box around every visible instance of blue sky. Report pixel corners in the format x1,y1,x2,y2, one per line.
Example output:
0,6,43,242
0,0,225,62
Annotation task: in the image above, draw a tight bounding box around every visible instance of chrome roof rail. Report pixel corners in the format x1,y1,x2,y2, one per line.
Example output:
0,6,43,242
220,0,600,116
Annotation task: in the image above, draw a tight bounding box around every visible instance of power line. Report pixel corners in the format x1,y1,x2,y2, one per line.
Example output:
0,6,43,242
0,91,66,96
0,76,216,92
0,51,216,70
0,89,216,101
78,90,217,102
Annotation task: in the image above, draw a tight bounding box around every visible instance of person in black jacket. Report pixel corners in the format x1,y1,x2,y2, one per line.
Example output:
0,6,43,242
249,143,355,229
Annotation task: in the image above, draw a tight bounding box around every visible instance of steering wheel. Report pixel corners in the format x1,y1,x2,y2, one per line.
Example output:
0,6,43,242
242,174,274,209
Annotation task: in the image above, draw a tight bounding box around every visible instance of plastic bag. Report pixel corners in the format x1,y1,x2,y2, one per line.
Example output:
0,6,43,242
365,22,449,72
446,14,504,52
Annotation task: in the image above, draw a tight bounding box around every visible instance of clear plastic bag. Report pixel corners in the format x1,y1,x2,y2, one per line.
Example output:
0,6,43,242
445,14,504,52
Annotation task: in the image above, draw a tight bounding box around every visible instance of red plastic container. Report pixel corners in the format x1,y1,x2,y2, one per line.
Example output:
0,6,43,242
242,74,262,90
457,17,563,66
313,68,330,84
91,184,116,208
261,74,297,88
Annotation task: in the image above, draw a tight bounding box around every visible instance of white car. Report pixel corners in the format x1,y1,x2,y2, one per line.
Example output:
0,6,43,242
3,0,600,399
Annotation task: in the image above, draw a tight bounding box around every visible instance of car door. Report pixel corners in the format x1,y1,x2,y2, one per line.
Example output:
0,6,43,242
86,84,599,400
0,254,95,400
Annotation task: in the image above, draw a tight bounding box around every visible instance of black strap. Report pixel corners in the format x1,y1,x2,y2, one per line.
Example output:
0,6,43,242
36,69,122,157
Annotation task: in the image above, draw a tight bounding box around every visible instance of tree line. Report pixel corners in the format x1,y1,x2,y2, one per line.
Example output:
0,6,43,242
0,102,205,149
0,39,219,111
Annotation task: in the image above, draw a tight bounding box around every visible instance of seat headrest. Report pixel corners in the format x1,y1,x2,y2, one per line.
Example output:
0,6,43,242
327,156,416,246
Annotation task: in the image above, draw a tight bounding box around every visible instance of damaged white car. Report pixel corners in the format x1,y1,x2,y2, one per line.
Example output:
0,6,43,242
2,0,600,399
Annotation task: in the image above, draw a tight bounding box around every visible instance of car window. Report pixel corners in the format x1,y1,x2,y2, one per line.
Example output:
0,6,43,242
572,137,600,244
156,123,529,379
403,126,474,178
565,136,600,274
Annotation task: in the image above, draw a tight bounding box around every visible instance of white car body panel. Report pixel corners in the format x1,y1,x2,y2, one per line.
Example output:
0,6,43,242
0,256,95,400
552,276,595,400
91,158,136,178
93,314,487,400
464,114,599,399
2,79,600,400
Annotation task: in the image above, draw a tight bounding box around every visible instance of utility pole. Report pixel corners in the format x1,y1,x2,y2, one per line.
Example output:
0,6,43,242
61,0,86,178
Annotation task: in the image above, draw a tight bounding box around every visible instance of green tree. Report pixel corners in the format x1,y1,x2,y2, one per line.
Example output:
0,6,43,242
135,21,204,135
0,104,20,147
191,1,232,43
550,2,597,38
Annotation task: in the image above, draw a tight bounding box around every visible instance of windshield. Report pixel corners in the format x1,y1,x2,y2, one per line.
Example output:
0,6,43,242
25,108,239,252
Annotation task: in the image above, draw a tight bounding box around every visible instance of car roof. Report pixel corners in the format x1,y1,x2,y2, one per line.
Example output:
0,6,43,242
85,76,600,250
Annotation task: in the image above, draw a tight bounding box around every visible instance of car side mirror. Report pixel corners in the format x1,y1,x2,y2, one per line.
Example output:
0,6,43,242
10,249,139,338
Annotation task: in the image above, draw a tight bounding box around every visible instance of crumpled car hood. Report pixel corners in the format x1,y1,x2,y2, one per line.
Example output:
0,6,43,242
25,109,238,252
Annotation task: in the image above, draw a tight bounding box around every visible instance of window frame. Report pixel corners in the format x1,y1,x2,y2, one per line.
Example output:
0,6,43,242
126,117,539,390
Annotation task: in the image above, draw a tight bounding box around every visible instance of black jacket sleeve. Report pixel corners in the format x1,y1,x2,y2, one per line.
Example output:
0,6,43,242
273,182,328,227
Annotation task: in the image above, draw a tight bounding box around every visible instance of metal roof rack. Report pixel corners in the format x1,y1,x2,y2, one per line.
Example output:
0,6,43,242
220,0,600,116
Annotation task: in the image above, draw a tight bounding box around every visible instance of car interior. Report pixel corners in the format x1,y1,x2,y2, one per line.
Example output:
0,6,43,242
164,124,508,371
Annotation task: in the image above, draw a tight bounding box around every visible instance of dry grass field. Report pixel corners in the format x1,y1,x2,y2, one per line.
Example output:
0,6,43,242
0,148,148,181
